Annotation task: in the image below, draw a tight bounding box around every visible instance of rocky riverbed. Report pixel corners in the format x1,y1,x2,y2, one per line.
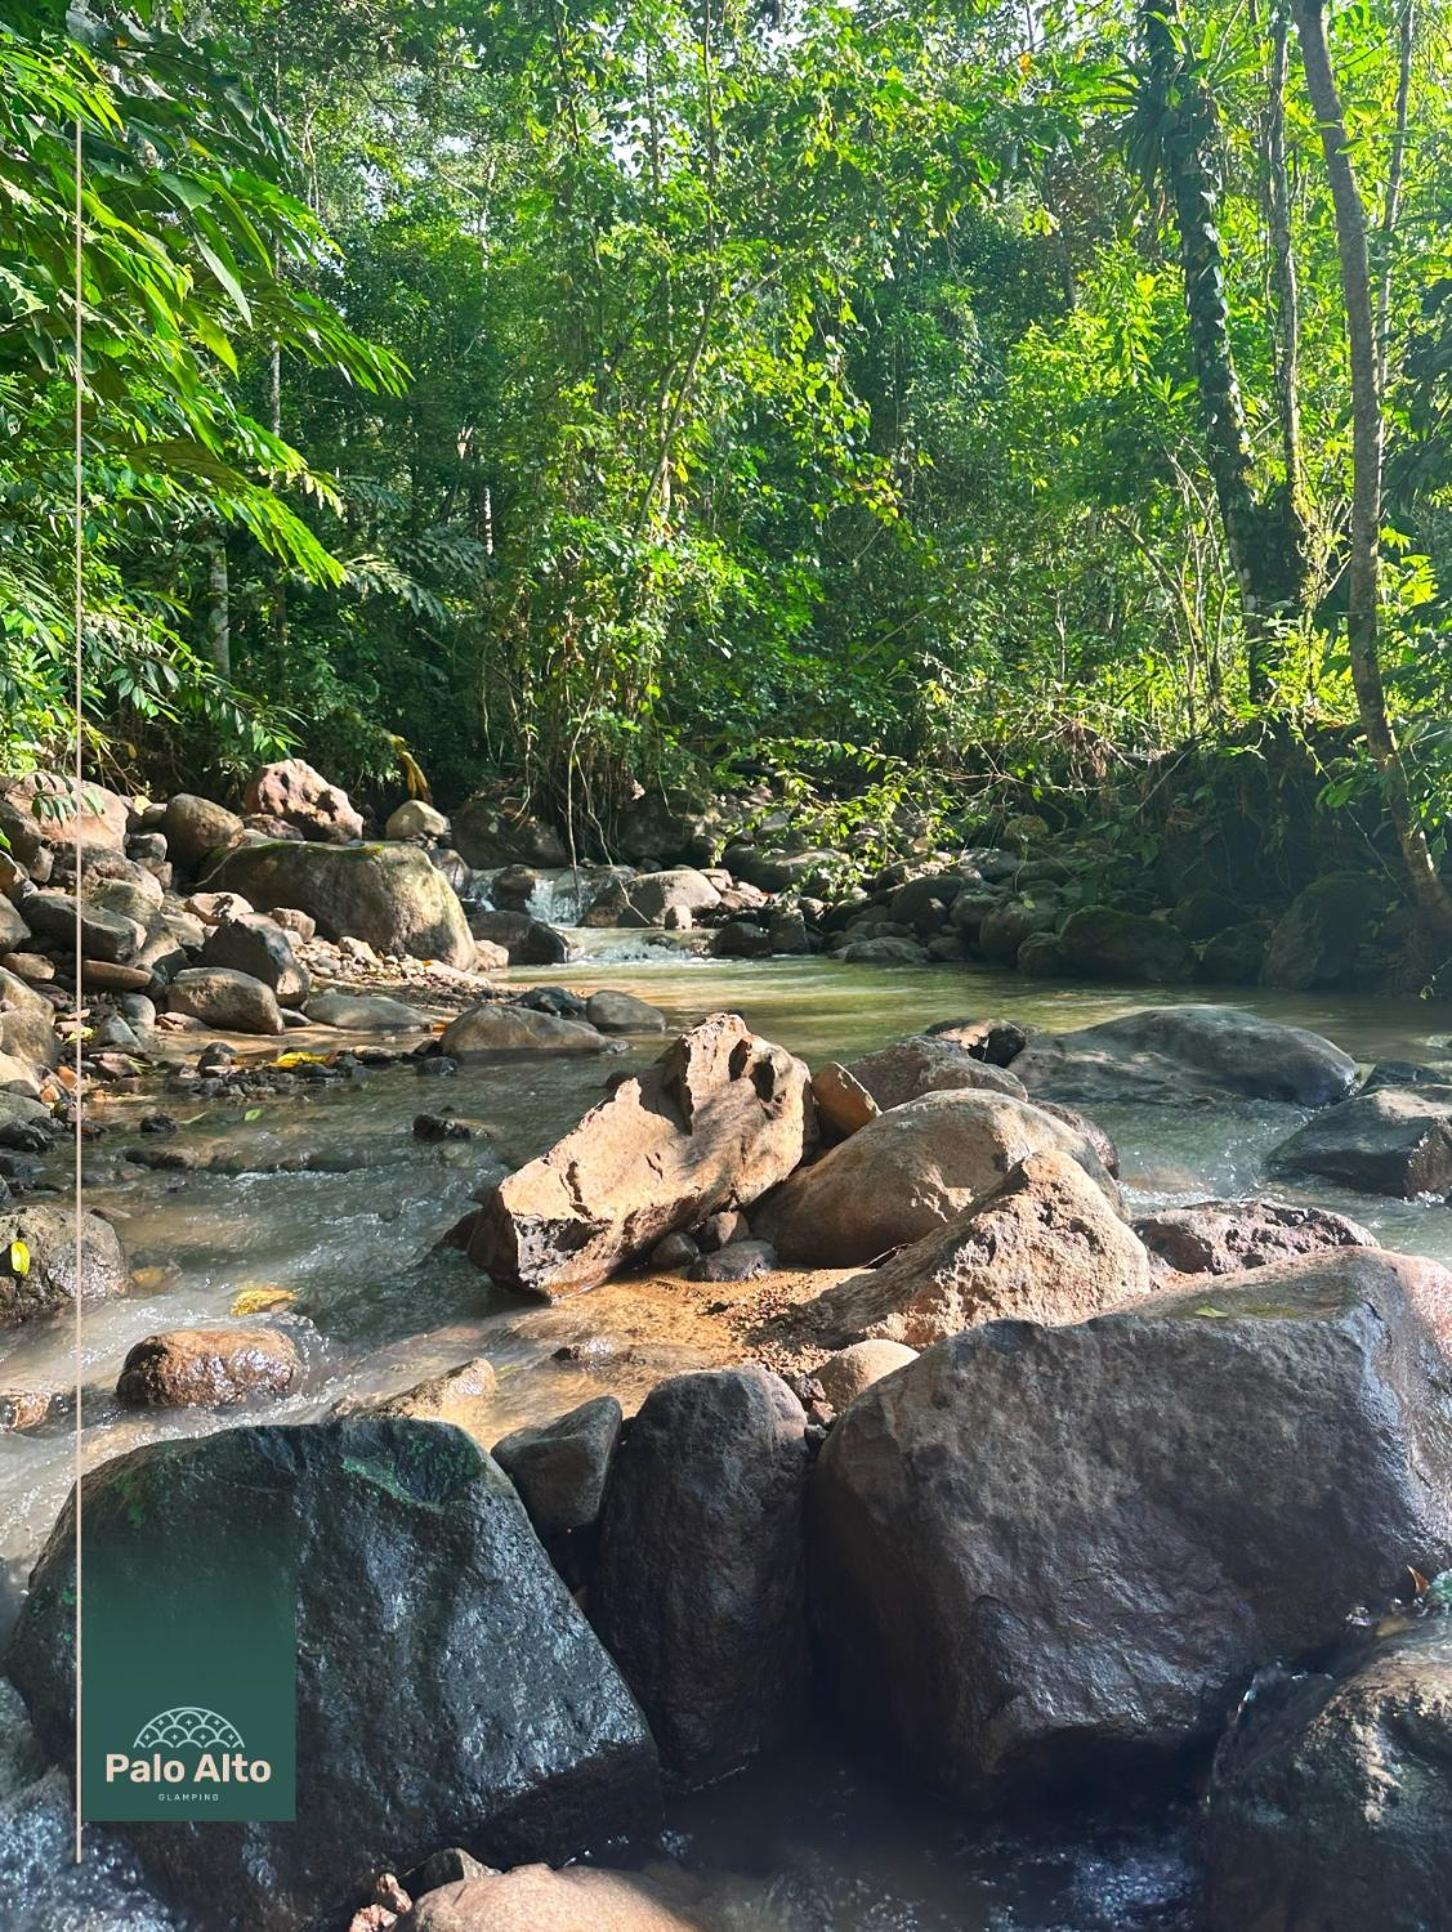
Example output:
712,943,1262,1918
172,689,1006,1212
7,763,1452,1931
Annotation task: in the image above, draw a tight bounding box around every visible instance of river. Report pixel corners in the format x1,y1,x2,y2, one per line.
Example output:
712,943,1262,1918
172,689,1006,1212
4,945,1450,1929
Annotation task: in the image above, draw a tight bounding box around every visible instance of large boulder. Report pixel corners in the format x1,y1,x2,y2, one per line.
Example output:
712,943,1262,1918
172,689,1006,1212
167,966,285,1036
582,869,720,929
205,841,474,968
793,1151,1150,1348
398,1864,710,1932
1271,1085,1452,1198
617,790,718,866
0,772,128,864
1056,905,1193,983
0,1205,129,1325
26,890,146,964
755,1089,1115,1268
162,793,243,869
585,990,667,1035
201,913,310,1005
1012,1004,1358,1108
440,1004,604,1057
1204,1622,1452,1932
1261,871,1382,991
243,759,364,843
385,800,449,842
451,797,568,869
5,1420,659,1931
591,1367,809,1781
808,1248,1452,1800
468,1014,814,1298
1133,1198,1375,1278
842,1036,1027,1109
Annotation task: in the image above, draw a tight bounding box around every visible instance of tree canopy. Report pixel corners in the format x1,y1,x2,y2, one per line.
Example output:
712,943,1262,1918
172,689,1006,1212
5,0,1452,911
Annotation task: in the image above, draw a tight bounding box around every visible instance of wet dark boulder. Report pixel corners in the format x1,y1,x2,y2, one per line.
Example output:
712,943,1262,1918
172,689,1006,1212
1196,921,1270,985
591,1367,810,1783
5,1419,659,1932
1133,1198,1375,1278
1205,1622,1452,1932
493,1395,623,1538
1056,905,1193,983
1013,1004,1357,1108
1271,1086,1452,1198
1261,871,1382,991
808,1248,1452,1801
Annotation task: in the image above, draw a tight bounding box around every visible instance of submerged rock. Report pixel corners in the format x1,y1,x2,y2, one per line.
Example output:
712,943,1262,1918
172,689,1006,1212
1133,1198,1375,1277
1013,1004,1358,1107
794,1150,1149,1348
756,1088,1115,1268
591,1367,810,1782
468,1014,813,1298
333,1359,499,1444
1204,1622,1452,1932
206,841,475,968
585,990,667,1034
809,1248,1452,1799
1271,1085,1452,1198
116,1326,299,1407
5,1419,660,1931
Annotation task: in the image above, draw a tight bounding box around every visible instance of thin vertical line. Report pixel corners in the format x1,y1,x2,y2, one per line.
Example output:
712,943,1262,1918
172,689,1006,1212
72,111,85,1868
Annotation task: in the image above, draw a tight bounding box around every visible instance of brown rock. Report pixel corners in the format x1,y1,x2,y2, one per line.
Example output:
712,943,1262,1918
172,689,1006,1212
756,1089,1116,1268
810,1062,880,1141
335,1359,497,1443
1134,1198,1376,1279
844,1035,1027,1108
244,759,364,843
813,1340,917,1409
440,1005,602,1056
0,772,128,864
116,1326,300,1408
397,1865,710,1932
794,1152,1150,1348
161,793,244,869
468,1014,814,1299
0,1206,129,1325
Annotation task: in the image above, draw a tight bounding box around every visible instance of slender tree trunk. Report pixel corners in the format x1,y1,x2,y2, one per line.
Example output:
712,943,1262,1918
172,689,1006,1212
202,529,230,679
1142,0,1311,700
1376,0,1415,396
1264,3,1310,537
1293,0,1452,944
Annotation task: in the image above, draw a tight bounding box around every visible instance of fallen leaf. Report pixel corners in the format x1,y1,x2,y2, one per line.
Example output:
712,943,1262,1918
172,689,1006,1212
9,1239,30,1278
231,1285,296,1316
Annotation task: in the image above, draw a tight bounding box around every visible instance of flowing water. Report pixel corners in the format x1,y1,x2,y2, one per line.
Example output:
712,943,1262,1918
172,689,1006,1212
4,943,1452,1929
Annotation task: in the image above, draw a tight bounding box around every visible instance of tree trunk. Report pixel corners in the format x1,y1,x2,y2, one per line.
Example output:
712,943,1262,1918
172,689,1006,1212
1142,0,1312,699
1293,0,1452,947
202,528,230,680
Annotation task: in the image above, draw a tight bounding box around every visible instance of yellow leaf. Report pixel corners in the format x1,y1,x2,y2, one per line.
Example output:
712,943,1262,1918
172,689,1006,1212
231,1285,296,1316
275,1051,328,1069
9,1239,30,1278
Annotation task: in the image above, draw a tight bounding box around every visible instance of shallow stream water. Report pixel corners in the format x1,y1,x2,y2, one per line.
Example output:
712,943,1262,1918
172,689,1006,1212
4,944,1451,1929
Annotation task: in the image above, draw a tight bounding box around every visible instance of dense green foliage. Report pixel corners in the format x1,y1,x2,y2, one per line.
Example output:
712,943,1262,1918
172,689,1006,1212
4,0,1452,855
